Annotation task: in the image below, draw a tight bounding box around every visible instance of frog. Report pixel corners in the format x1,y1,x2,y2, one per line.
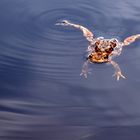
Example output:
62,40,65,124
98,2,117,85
56,20,140,80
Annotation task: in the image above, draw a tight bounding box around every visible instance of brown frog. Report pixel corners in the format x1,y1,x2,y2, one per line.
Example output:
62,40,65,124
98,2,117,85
56,20,140,80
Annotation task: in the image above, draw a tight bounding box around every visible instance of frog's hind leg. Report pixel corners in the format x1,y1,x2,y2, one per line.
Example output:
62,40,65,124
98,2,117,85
108,60,126,81
80,60,91,78
56,20,94,42
123,34,140,46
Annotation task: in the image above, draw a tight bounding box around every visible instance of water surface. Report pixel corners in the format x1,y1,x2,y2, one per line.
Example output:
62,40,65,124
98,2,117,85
0,0,140,139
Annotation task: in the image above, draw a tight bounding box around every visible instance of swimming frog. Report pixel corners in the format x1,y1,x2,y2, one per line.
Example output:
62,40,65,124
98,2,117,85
56,20,140,80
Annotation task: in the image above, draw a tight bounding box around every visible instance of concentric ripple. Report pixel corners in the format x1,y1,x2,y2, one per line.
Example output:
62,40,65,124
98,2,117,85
0,6,139,84
0,8,95,82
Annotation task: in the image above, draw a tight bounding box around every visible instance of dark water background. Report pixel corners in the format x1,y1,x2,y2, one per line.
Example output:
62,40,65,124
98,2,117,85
0,0,140,139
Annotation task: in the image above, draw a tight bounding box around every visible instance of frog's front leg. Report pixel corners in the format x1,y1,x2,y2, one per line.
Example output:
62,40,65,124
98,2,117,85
80,60,91,78
56,20,94,42
123,34,140,46
108,60,126,81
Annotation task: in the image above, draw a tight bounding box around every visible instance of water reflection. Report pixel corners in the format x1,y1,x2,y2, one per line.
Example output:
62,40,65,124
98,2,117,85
0,0,140,139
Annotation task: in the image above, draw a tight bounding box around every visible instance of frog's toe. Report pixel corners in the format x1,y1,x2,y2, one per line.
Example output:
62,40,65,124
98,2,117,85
80,70,89,78
80,72,88,78
113,71,126,81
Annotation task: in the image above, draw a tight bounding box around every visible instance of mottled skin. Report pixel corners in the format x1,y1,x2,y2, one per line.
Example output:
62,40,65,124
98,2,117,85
56,20,140,80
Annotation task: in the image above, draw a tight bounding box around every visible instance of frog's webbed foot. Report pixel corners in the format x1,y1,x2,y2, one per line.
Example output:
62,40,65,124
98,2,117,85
55,20,70,26
56,20,94,42
123,34,140,46
108,60,126,81
113,71,126,81
80,60,91,78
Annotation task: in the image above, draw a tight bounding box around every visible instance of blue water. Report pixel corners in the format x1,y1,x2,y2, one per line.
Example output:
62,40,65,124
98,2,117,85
0,0,140,139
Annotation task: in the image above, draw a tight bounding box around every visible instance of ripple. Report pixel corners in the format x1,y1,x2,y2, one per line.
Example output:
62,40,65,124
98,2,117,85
0,6,131,83
0,8,94,82
1,1,140,139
